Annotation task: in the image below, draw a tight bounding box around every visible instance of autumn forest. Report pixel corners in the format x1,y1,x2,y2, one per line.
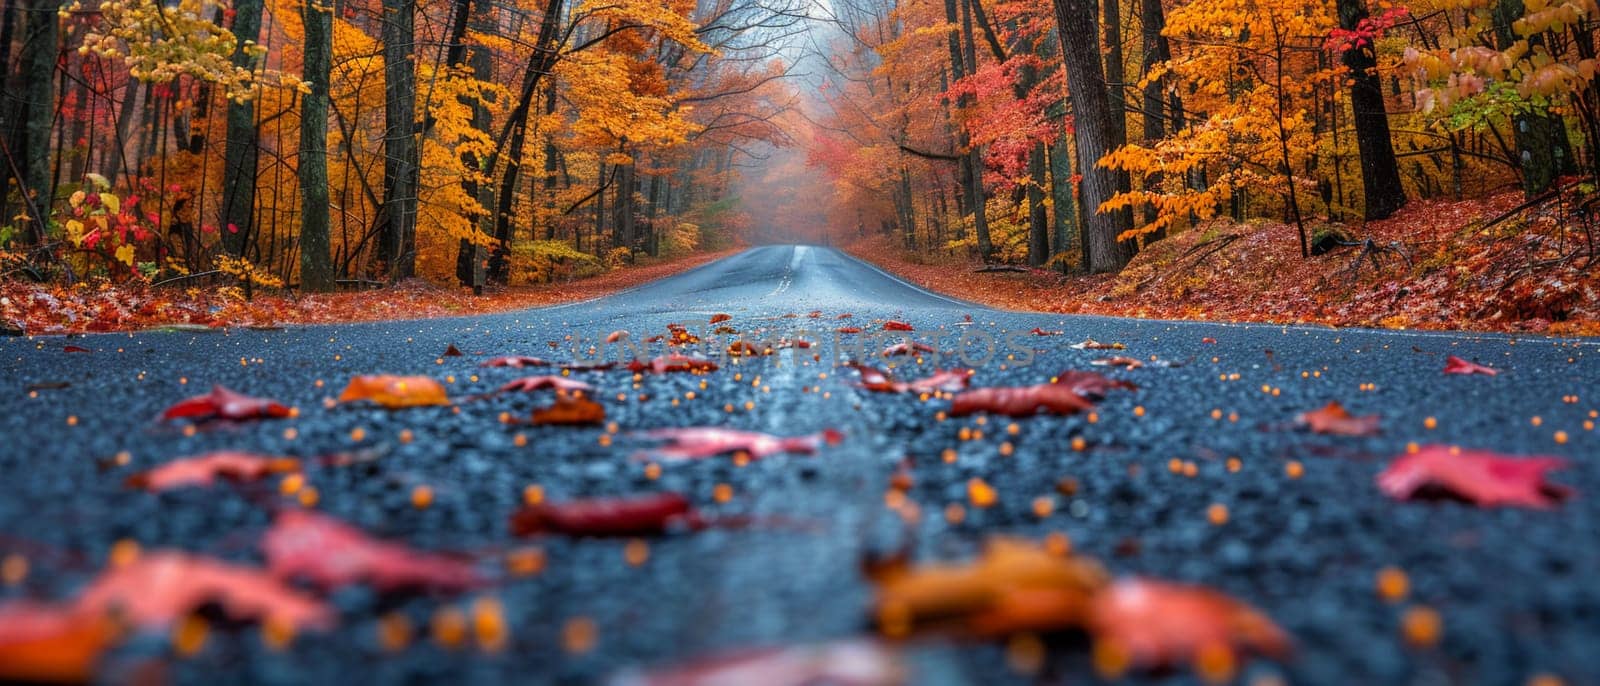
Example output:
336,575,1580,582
1,0,1599,328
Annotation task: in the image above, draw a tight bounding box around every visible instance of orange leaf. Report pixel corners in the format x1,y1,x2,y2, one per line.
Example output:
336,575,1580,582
871,538,1107,637
531,391,605,426
337,375,449,408
709,313,732,324
125,451,301,491
0,602,119,683
882,320,914,331
160,385,292,421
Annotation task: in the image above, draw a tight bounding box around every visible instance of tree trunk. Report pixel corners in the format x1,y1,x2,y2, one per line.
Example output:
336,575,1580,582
1102,0,1126,148
1050,0,1134,272
1338,0,1406,219
485,0,563,284
1139,0,1170,237
1493,0,1576,196
377,0,418,278
959,0,993,260
1027,142,1049,267
221,0,263,256
298,0,335,292
1048,131,1078,272
15,0,58,244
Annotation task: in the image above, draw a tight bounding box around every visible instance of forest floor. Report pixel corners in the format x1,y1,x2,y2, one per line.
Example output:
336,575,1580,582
0,249,739,335
848,187,1600,336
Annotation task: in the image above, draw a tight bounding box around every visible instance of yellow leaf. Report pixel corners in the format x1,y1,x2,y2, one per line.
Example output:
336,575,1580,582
101,193,120,215
114,244,136,266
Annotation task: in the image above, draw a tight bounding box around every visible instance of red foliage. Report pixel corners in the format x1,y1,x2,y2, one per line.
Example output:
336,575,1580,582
510,492,700,537
481,355,552,368
160,385,293,422
1443,355,1499,376
850,364,971,394
627,354,720,374
950,384,1094,417
262,510,484,592
882,320,914,331
497,376,593,393
1051,370,1138,400
612,640,904,686
77,551,334,629
1295,401,1381,436
126,451,301,491
633,427,843,462
1376,445,1572,508
1087,578,1291,669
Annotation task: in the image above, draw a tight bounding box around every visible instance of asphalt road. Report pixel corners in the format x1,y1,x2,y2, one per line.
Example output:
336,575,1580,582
3,244,1599,685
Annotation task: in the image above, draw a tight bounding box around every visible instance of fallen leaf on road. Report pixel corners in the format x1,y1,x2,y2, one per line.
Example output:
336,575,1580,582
727,340,770,357
531,391,605,426
632,427,843,461
62,345,91,353
1443,355,1498,376
610,640,905,686
338,375,450,407
1201,337,1217,344
1376,445,1571,508
882,341,935,357
950,384,1095,417
710,313,732,324
837,326,863,334
1087,578,1291,670
1029,328,1062,336
496,376,593,394
511,492,700,537
443,344,463,357
480,356,551,368
1051,370,1138,400
1070,339,1125,350
871,538,1107,637
606,330,629,343
1090,356,1144,370
883,320,914,331
850,364,971,394
0,602,119,683
76,551,333,630
161,385,292,422
262,510,483,592
126,451,301,491
627,354,719,374
1295,401,1381,436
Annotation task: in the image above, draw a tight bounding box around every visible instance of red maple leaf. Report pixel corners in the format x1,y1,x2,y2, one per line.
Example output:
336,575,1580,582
1051,370,1138,400
632,427,843,462
849,364,971,394
125,451,301,491
160,385,292,421
511,492,702,537
0,602,118,683
76,551,334,630
262,510,483,592
709,313,732,324
950,384,1095,417
882,320,915,331
1376,445,1571,508
497,375,592,393
881,341,936,357
1294,401,1380,436
627,354,719,374
1087,578,1291,669
480,356,552,368
612,640,904,686
1443,355,1498,376
837,326,863,334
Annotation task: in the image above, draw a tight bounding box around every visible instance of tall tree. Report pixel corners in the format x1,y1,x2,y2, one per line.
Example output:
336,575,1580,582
377,0,418,279
14,0,59,245
1050,0,1133,272
1491,0,1576,197
298,0,335,292
1336,0,1406,219
221,0,264,256
484,0,563,285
